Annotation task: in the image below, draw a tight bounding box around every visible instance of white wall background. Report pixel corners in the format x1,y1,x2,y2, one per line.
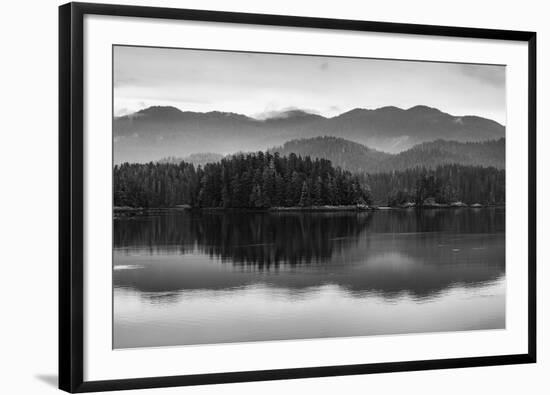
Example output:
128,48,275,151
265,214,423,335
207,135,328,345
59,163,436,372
0,0,547,394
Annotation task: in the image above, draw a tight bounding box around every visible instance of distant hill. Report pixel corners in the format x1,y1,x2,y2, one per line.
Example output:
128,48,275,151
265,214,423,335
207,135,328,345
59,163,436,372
383,138,505,171
269,137,392,173
269,136,505,173
114,105,505,163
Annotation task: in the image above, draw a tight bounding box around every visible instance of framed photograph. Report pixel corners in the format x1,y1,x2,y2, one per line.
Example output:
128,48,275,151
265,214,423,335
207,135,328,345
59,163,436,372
59,2,536,392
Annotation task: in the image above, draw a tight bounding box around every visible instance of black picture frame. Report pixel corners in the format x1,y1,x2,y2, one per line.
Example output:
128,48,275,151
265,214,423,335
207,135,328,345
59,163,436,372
59,2,537,392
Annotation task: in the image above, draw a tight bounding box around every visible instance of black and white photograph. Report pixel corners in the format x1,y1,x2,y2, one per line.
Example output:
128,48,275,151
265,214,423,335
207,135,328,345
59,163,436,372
1,0,545,393
113,45,506,349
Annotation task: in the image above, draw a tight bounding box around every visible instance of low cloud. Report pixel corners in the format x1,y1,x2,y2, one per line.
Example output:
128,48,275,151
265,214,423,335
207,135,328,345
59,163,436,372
253,106,320,120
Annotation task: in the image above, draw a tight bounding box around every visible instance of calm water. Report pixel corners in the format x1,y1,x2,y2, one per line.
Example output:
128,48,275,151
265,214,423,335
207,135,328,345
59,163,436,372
113,208,505,348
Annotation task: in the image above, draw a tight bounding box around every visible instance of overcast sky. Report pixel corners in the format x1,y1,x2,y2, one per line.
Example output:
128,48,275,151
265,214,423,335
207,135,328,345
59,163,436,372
114,45,506,125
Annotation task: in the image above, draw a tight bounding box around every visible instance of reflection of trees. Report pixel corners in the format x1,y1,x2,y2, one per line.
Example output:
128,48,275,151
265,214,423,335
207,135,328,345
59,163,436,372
115,211,374,267
115,208,504,267
114,209,505,300
364,208,505,234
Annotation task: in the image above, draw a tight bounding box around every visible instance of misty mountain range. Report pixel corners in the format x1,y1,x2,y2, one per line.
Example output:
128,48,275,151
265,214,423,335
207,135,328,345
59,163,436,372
114,105,505,164
160,137,504,174
270,136,504,173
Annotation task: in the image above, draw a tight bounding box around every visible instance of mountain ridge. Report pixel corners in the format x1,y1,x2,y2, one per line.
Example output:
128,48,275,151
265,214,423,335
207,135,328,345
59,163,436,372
116,104,503,125
114,105,505,164
269,136,504,173
157,136,504,174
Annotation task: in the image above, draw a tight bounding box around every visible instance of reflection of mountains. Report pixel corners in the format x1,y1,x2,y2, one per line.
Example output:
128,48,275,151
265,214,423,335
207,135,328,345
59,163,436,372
114,209,505,300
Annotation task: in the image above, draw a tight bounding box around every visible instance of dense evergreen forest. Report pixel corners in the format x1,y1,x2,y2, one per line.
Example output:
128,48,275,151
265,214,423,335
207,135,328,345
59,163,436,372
360,164,505,205
114,151,505,209
114,152,370,208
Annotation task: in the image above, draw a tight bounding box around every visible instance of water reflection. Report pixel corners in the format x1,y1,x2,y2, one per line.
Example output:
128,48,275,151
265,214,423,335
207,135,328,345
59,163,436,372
115,209,504,298
116,211,373,265
115,208,504,260
113,209,505,348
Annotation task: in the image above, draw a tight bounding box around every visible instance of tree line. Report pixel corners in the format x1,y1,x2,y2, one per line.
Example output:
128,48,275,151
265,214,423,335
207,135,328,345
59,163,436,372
114,152,371,208
114,153,505,209
359,164,505,206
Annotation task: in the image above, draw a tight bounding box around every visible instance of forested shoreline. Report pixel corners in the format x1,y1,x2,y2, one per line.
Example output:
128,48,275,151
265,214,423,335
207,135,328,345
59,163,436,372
114,152,370,209
114,151,505,209
360,164,505,206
